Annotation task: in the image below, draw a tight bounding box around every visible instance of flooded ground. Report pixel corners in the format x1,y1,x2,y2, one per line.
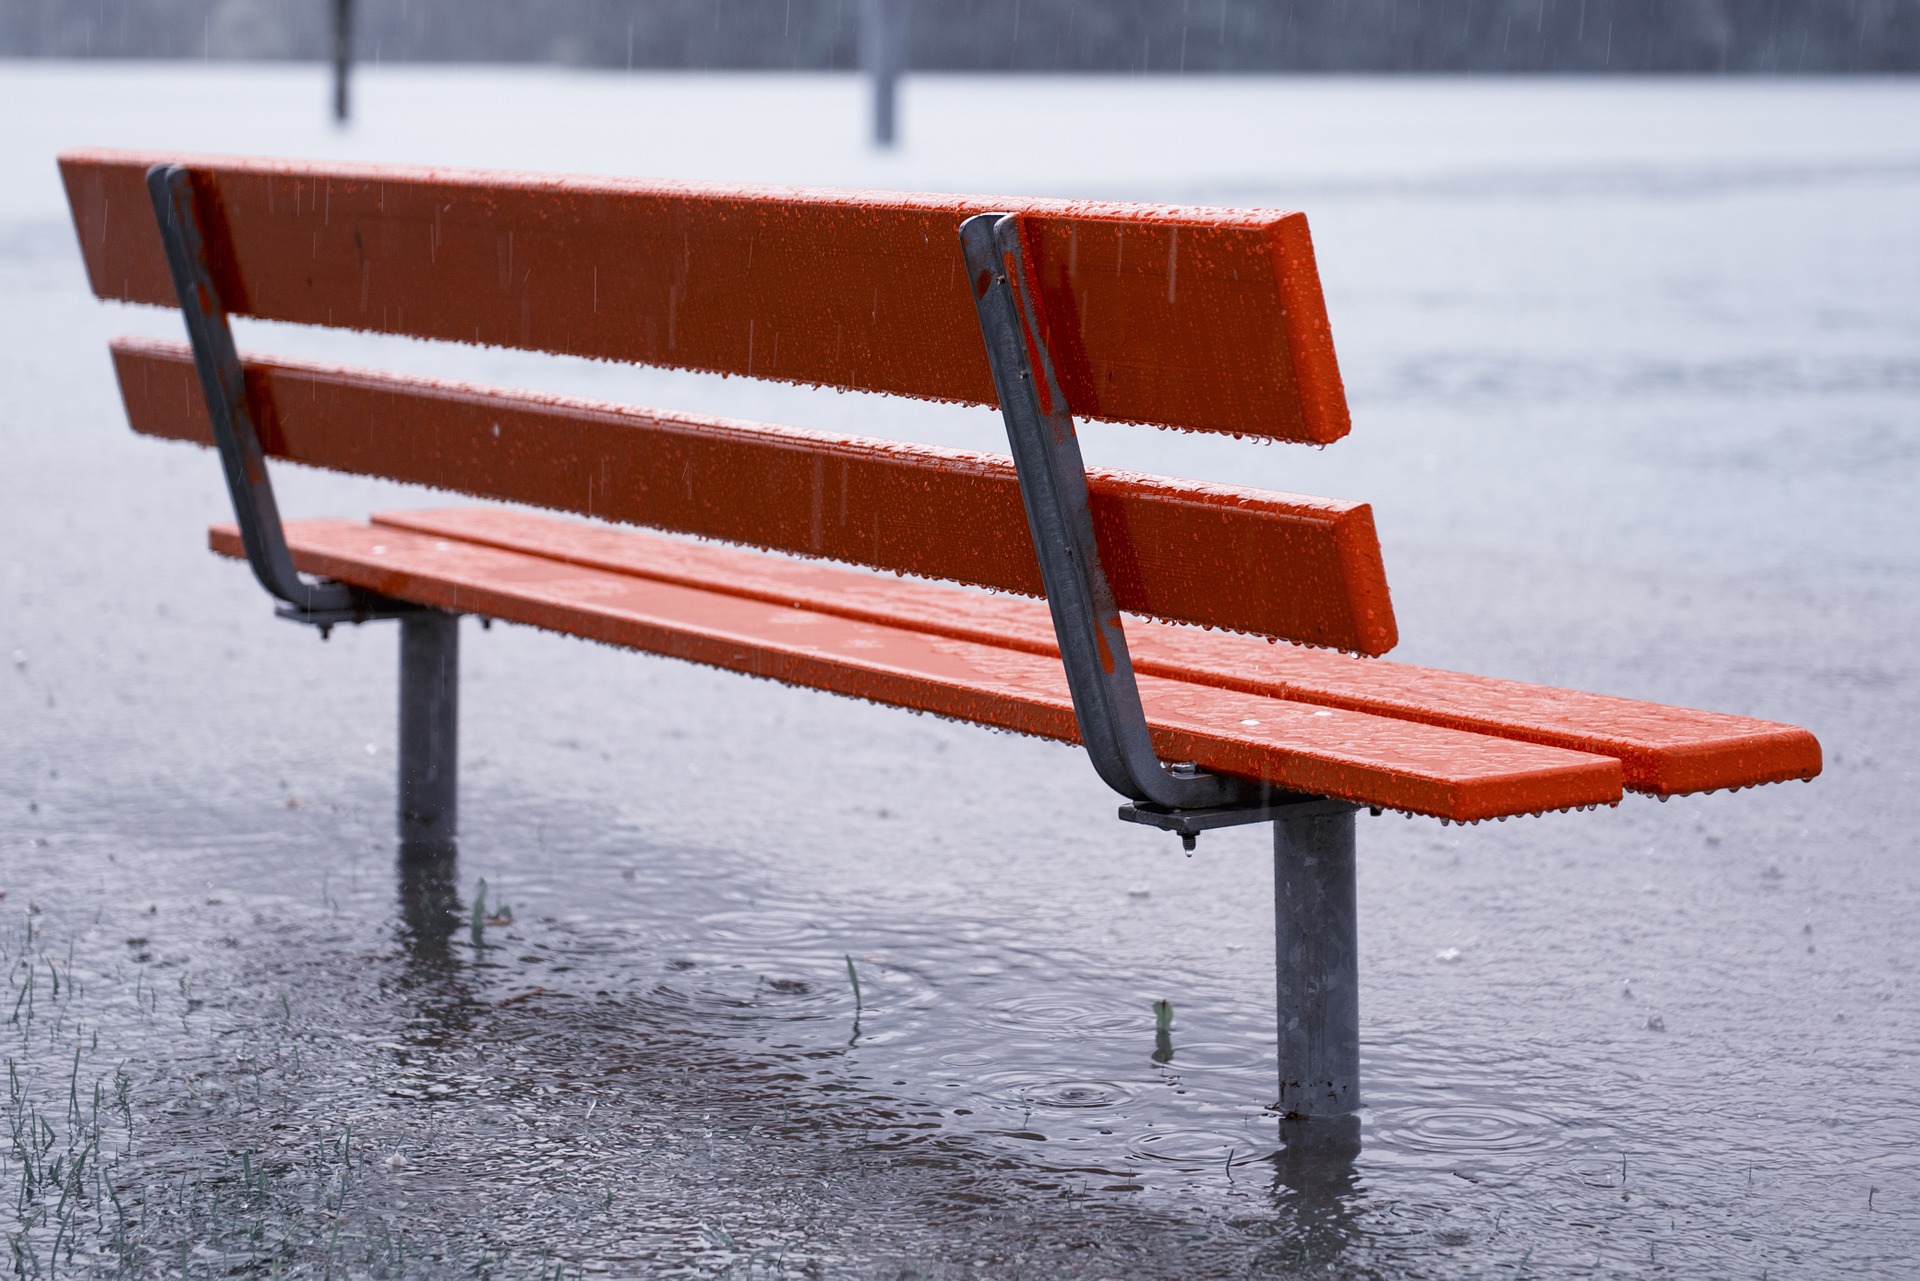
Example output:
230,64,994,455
3,64,1918,1276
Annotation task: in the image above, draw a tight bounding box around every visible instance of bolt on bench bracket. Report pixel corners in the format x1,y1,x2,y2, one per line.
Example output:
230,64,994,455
961,212,1274,824
145,164,418,631
1120,793,1362,852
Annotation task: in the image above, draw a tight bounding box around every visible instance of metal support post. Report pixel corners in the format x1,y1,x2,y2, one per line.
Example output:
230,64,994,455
147,163,414,629
396,838,461,961
398,611,459,847
860,0,903,146
957,209,1364,1127
1274,806,1360,1119
331,0,353,124
960,212,1254,816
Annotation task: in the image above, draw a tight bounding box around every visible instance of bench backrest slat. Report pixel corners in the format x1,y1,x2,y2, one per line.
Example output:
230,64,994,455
61,149,1350,443
112,336,1397,654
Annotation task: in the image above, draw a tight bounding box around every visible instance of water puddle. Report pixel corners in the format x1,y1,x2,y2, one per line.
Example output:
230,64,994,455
5,775,1913,1278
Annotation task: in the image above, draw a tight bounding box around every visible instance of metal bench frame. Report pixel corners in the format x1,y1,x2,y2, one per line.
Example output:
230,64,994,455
150,164,1364,1127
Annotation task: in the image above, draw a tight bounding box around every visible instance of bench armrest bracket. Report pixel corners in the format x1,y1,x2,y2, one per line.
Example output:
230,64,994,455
146,164,417,629
1120,796,1361,853
961,212,1272,823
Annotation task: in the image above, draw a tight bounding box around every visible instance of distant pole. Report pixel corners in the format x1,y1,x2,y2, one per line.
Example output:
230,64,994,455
860,0,903,147
331,0,353,124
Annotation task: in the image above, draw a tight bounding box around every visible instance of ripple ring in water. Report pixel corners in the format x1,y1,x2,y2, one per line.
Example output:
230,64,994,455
1372,1103,1566,1157
1126,1127,1251,1168
973,1072,1136,1111
986,994,1139,1035
635,966,846,1022
1145,1038,1267,1073
694,908,837,947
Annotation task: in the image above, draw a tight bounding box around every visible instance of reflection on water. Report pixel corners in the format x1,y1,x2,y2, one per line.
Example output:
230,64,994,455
1264,1116,1366,1273
396,839,462,964
3,720,1915,1276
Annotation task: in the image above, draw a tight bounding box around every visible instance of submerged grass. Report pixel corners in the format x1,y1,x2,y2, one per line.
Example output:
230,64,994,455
0,886,1015,1279
0,905,509,1278
470,879,488,951
844,954,863,1045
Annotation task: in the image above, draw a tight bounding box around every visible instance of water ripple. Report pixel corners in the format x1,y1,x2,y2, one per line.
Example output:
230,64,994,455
986,994,1139,1035
1371,1102,1568,1157
1126,1126,1249,1168
971,1072,1136,1112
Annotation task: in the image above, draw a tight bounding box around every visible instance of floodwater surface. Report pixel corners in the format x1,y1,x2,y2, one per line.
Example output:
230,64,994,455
2,65,1918,1277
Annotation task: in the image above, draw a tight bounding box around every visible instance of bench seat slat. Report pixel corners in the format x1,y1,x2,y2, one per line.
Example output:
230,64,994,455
62,148,1349,442
210,518,1622,822
371,507,1821,798
111,336,1397,653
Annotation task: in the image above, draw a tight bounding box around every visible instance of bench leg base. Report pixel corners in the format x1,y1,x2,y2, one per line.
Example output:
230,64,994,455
1275,1113,1363,1188
1274,807,1360,1119
398,611,459,848
396,838,461,954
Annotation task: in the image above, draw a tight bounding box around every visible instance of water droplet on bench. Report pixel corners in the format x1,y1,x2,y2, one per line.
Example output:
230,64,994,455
1435,947,1462,963
1239,718,1260,726
1311,710,1333,718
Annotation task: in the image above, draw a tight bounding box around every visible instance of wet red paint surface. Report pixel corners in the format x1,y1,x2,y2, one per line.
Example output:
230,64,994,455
112,336,1396,653
60,149,1349,442
210,517,1622,821
371,508,1820,798
72,149,1817,822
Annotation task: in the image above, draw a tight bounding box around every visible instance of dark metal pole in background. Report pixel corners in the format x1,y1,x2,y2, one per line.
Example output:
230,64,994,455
331,0,353,123
398,611,459,849
859,0,902,147
1274,807,1360,1121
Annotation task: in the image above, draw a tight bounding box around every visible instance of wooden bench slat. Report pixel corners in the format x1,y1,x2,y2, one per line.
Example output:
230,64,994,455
1131,620,1823,798
61,148,1348,442
112,336,1397,653
209,518,1622,822
372,506,1820,798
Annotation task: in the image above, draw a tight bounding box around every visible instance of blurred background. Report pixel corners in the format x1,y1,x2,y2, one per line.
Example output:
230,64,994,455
8,0,1920,71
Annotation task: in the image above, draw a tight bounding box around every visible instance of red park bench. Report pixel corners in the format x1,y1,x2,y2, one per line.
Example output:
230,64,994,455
59,149,1820,1129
